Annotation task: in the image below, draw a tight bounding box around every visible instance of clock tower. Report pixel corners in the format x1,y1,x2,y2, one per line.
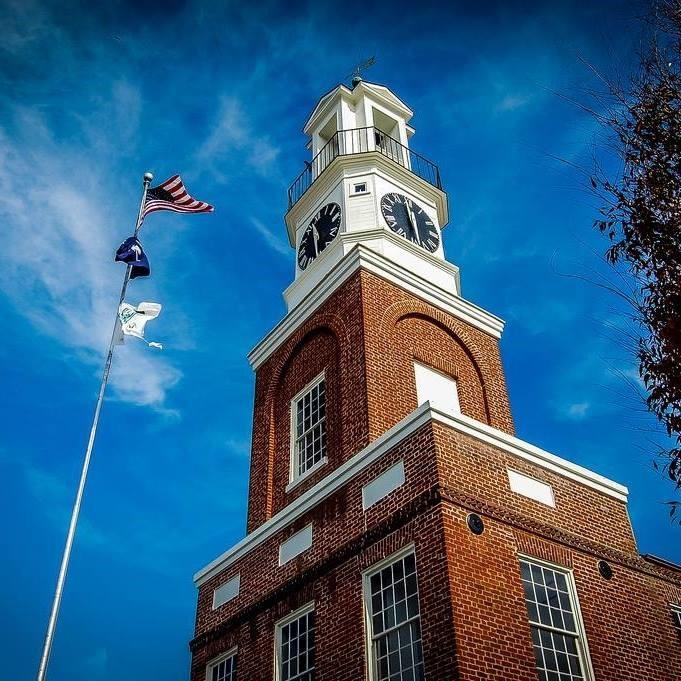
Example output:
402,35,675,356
189,81,681,681
285,79,457,311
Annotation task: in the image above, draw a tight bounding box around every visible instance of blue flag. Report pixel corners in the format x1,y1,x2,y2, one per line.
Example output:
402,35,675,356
114,236,150,279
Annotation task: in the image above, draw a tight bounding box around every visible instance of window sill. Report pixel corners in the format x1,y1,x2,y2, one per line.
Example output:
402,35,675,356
286,457,328,493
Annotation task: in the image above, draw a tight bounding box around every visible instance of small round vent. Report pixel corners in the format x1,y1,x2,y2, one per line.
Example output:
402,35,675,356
597,560,613,580
467,513,485,535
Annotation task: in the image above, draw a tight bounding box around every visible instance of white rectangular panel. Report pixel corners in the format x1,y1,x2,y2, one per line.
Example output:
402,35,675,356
414,362,460,416
508,469,555,507
212,573,240,609
279,524,313,566
362,460,406,510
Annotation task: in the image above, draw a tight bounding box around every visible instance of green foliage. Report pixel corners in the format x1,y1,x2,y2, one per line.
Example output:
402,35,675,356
593,1,681,520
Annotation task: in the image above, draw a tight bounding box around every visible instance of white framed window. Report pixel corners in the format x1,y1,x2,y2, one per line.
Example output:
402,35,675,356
363,546,425,681
672,604,681,636
290,373,327,482
352,181,368,195
413,362,460,416
519,557,594,681
275,602,316,681
206,648,237,681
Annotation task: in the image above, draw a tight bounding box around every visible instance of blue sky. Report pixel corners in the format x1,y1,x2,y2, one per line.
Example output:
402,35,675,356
1,0,677,679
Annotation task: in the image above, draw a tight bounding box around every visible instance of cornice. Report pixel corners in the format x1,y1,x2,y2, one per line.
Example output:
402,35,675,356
434,409,629,502
285,152,449,244
248,245,503,370
193,403,434,586
283,227,462,308
193,403,629,587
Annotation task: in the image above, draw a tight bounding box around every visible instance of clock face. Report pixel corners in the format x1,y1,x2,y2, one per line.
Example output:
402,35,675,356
297,202,342,270
380,193,439,253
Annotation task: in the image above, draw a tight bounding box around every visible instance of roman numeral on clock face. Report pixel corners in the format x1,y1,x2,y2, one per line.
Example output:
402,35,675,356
381,192,440,253
297,202,342,270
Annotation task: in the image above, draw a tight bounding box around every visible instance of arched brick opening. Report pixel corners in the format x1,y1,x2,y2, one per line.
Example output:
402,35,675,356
394,313,491,425
375,298,512,431
256,314,350,524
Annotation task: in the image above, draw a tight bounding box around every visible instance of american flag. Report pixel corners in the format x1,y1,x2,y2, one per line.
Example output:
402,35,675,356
142,175,214,219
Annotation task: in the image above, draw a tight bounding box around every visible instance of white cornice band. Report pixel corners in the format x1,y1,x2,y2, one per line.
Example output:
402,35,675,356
248,245,505,370
193,404,628,586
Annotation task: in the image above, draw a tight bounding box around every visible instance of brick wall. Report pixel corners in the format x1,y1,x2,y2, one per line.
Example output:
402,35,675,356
246,268,514,532
360,271,515,439
246,272,369,533
191,414,681,680
432,423,637,554
194,266,681,681
441,503,681,680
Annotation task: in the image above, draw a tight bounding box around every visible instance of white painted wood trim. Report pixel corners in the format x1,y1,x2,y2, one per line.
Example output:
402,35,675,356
248,245,504,370
205,646,238,681
273,601,315,681
193,403,627,586
362,544,419,681
194,404,433,585
517,555,596,681
288,371,326,486
431,407,629,502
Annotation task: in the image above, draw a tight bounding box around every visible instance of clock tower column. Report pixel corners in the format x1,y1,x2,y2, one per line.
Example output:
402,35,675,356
189,79,676,681
245,79,514,532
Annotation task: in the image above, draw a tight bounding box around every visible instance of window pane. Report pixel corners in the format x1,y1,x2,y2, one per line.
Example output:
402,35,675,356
279,609,315,681
294,379,327,478
368,552,424,681
520,559,587,681
209,652,237,681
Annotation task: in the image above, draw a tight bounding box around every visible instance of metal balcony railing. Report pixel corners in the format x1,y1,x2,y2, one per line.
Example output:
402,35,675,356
287,126,442,209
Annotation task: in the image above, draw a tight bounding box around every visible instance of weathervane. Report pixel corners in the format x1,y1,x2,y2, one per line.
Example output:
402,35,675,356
346,56,376,87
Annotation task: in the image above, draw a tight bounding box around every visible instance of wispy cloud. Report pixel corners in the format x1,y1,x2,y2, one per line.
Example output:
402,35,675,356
565,401,591,419
197,97,280,178
0,92,181,412
496,93,533,112
251,217,290,257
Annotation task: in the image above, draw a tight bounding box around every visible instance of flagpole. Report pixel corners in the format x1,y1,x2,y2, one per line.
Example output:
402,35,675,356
36,171,153,681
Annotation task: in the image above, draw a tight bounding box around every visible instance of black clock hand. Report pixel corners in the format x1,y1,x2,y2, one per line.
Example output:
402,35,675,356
312,224,320,256
406,202,418,242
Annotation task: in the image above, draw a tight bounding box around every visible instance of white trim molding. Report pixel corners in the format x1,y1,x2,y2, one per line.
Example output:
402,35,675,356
194,403,627,586
273,601,316,681
517,555,596,681
194,404,433,585
248,244,504,370
205,646,237,681
432,408,629,503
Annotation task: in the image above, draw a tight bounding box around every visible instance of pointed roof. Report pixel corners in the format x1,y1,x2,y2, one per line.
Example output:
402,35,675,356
303,80,414,135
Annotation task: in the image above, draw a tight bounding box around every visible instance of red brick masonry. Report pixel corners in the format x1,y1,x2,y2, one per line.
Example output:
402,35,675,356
191,268,681,680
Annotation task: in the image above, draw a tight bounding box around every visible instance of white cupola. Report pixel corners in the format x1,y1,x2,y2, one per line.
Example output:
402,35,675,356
283,80,457,311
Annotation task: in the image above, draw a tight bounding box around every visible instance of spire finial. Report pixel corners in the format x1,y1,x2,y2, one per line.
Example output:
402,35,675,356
346,56,376,88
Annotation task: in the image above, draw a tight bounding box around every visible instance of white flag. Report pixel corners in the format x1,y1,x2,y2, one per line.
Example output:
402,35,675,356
117,302,163,349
